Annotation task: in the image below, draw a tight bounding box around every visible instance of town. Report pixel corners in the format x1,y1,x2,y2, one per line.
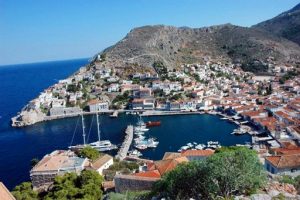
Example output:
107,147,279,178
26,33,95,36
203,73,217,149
6,53,300,199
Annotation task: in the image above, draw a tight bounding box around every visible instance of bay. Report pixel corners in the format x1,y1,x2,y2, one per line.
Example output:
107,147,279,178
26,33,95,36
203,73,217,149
0,59,251,190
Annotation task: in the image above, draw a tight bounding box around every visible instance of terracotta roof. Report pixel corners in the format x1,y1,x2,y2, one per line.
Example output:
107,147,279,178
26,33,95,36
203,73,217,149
115,174,160,182
87,99,102,105
151,157,188,175
132,98,144,103
266,154,300,169
134,170,161,178
181,149,214,157
0,182,15,200
92,154,113,169
273,148,300,155
162,152,181,160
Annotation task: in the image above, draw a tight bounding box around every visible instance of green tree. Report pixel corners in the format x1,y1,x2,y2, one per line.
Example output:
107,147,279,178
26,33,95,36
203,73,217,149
153,147,266,199
12,182,38,200
45,171,103,200
78,146,100,161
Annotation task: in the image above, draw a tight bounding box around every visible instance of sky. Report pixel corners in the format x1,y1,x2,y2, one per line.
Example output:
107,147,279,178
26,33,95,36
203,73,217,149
0,0,299,66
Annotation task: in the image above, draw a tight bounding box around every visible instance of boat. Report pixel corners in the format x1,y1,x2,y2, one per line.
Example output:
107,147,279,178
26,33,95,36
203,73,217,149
134,136,146,143
134,131,145,135
134,126,149,132
179,145,190,151
128,149,142,157
195,144,206,150
207,141,221,149
146,138,159,148
135,144,148,150
187,143,193,147
145,121,161,127
137,115,146,126
69,113,117,152
135,115,149,131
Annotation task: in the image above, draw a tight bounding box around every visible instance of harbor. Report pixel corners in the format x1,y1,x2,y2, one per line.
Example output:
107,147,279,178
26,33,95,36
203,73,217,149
1,111,251,189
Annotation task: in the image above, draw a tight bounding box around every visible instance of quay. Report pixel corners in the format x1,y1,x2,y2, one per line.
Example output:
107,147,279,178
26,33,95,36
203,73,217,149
140,110,204,117
116,125,134,161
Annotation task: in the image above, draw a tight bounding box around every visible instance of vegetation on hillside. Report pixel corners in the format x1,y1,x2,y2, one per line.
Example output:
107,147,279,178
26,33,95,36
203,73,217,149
152,147,266,199
279,70,300,84
12,182,38,200
44,170,103,200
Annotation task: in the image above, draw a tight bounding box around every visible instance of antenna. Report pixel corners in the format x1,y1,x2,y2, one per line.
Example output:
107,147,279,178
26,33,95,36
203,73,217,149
96,112,101,143
81,113,86,145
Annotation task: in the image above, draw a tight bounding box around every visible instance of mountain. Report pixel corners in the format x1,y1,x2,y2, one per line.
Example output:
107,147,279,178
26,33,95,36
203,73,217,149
254,3,300,46
97,24,300,75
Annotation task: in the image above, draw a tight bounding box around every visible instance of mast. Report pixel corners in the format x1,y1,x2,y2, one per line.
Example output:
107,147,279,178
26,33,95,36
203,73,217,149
96,112,101,143
81,114,86,145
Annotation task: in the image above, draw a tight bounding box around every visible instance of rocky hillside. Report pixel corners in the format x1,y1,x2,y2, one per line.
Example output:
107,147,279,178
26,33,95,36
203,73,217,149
97,24,300,75
254,3,300,46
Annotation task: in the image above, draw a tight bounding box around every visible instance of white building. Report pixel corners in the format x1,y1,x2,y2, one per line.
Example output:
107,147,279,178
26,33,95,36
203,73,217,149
90,154,113,175
108,84,120,92
88,99,109,112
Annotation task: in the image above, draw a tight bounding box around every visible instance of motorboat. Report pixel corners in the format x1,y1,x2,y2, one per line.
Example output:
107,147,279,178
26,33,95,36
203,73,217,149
207,141,221,149
195,144,206,150
128,149,143,157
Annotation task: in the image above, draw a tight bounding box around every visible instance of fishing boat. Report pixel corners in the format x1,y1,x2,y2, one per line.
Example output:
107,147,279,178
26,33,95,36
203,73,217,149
145,121,161,127
69,113,117,152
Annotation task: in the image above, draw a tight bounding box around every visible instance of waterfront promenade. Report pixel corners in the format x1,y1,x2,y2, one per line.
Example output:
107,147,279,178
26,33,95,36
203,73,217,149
116,125,134,160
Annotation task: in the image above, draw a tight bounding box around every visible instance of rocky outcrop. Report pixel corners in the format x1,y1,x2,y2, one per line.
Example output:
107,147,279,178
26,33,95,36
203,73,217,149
254,3,300,46
11,110,45,127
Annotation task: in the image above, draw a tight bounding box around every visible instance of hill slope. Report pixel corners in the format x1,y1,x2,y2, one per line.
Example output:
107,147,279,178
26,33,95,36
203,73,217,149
254,3,300,46
98,24,300,75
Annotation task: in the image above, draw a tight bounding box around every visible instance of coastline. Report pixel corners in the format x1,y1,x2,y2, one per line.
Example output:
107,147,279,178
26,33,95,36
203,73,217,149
11,109,210,127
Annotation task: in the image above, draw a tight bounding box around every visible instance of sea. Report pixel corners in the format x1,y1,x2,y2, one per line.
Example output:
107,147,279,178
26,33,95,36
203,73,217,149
0,58,251,190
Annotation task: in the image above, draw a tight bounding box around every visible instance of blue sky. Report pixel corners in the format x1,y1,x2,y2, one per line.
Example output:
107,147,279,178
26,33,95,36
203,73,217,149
0,0,299,65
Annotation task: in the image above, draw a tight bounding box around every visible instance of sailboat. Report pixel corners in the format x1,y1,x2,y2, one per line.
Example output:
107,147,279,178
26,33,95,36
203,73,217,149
69,113,117,152
89,113,117,152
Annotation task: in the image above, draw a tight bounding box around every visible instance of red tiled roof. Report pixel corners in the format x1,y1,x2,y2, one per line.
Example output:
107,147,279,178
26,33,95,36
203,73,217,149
134,170,161,178
273,148,300,155
266,154,300,169
181,149,214,157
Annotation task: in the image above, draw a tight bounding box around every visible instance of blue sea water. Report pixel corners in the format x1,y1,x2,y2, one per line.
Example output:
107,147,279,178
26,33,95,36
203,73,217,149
0,59,251,190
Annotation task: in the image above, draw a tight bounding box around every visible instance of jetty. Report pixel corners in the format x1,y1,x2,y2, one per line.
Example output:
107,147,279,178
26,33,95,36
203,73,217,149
116,125,133,160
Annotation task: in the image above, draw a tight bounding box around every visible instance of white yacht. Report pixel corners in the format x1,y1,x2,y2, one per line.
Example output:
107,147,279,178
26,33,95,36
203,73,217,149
69,113,117,152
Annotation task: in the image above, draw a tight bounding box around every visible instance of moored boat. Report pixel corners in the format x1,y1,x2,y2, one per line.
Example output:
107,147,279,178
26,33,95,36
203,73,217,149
146,121,161,127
